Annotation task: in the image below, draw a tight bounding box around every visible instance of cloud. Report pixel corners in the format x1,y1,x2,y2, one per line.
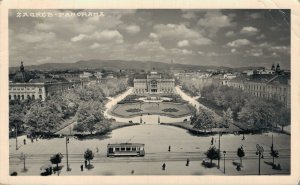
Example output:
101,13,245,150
197,10,234,37
134,40,165,52
182,10,197,19
35,23,54,31
249,12,262,19
197,51,204,55
226,39,251,47
177,40,190,47
37,56,52,63
225,31,235,37
154,24,199,39
149,32,158,40
92,30,123,43
240,26,259,36
89,43,101,49
169,48,193,55
153,24,211,45
231,48,237,53
17,31,56,43
71,34,88,42
71,30,124,43
256,34,266,40
245,48,263,57
207,52,218,57
125,25,141,35
191,38,212,45
269,46,290,54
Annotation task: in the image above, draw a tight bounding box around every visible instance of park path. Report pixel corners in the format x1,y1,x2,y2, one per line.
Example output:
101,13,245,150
175,86,221,120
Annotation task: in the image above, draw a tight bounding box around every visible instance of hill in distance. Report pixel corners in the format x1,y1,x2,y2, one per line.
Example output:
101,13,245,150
9,59,260,72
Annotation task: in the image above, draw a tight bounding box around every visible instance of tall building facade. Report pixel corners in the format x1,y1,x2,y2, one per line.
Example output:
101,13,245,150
9,62,82,101
133,71,175,94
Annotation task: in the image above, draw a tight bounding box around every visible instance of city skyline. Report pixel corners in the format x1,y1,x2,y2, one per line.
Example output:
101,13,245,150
9,9,290,69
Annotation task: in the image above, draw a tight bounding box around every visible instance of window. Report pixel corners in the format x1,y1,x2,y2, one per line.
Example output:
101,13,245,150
121,147,125,151
9,95,11,100
39,95,42,99
21,95,24,100
126,147,131,151
32,95,35,99
115,148,120,151
14,95,16,99
132,147,136,151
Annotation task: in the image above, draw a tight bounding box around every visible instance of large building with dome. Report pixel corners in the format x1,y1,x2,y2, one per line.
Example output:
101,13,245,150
9,62,82,101
133,71,175,95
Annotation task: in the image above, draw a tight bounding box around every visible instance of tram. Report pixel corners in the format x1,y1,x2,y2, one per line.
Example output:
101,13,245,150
107,143,145,157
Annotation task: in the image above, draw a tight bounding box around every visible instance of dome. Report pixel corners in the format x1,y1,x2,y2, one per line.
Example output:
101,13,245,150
13,61,31,83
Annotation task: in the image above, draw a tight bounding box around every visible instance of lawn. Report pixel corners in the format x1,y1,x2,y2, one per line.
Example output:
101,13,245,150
110,102,195,118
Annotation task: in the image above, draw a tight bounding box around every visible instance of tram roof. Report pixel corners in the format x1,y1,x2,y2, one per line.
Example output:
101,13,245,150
107,143,145,147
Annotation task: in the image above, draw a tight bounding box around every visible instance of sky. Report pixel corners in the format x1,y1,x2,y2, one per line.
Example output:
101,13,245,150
9,9,290,69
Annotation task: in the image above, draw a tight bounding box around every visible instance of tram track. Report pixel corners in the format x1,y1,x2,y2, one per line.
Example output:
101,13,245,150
10,149,291,164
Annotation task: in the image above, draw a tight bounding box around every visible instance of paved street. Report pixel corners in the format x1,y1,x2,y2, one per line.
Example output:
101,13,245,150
10,124,290,175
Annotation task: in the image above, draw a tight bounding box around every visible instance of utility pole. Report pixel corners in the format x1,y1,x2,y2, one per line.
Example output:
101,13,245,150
66,135,70,171
256,144,264,175
218,132,221,169
223,151,226,174
12,125,18,150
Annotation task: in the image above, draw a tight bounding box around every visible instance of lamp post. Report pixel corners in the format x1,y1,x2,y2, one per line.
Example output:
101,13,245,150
12,126,18,150
19,152,27,172
223,151,226,174
218,132,221,169
256,144,264,175
66,135,71,171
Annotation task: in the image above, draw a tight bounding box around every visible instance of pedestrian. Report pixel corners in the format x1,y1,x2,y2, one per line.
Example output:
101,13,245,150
84,160,87,167
131,170,134,174
162,163,166,170
211,137,214,145
80,164,83,171
23,139,26,145
96,147,99,153
242,134,245,140
168,145,171,152
186,158,190,166
31,137,34,143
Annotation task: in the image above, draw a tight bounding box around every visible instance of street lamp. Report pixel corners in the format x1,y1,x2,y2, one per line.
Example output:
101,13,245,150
11,126,18,150
256,144,264,175
66,135,71,171
218,132,221,169
19,152,27,172
223,151,226,174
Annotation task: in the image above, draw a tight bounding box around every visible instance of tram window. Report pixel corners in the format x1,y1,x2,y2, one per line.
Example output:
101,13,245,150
126,147,131,151
132,147,136,151
121,147,125,151
115,148,120,151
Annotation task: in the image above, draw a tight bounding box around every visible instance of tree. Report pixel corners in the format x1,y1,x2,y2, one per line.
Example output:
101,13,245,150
237,146,245,166
277,108,290,132
192,108,217,132
84,149,94,167
74,101,110,135
25,102,63,134
50,153,63,170
221,108,234,128
205,146,220,167
238,99,275,131
9,101,25,133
